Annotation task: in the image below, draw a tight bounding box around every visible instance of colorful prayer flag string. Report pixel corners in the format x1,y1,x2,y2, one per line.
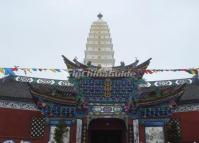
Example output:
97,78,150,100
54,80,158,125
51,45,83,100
0,67,198,76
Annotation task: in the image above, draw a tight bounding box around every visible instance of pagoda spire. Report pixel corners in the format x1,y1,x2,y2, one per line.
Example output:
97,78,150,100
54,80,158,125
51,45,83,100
97,13,103,19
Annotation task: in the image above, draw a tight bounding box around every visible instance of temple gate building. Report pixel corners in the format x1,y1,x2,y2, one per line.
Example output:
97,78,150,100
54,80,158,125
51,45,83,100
0,14,199,143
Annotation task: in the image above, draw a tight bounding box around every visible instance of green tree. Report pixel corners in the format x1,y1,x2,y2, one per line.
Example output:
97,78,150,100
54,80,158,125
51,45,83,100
54,121,69,143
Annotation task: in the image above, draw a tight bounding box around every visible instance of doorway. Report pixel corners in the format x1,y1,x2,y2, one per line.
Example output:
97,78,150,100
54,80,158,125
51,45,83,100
88,118,127,143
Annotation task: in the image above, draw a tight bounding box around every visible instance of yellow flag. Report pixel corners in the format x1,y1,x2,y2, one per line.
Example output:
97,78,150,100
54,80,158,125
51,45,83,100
49,69,56,73
0,68,4,74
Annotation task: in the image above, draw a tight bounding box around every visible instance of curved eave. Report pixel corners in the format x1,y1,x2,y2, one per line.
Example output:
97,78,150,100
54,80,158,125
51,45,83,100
73,58,90,69
30,89,76,105
112,60,139,70
62,55,151,71
136,84,186,107
137,90,184,107
113,58,151,71
62,55,79,69
135,58,152,69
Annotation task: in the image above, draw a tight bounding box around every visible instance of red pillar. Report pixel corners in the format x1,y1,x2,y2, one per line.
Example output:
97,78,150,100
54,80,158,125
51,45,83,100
70,121,77,143
139,125,145,143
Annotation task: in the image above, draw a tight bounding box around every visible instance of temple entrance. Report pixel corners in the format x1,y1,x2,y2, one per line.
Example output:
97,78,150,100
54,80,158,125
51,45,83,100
88,118,127,143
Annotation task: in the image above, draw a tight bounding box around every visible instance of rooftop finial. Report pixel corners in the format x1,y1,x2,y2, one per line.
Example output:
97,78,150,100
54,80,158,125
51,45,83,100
97,13,103,19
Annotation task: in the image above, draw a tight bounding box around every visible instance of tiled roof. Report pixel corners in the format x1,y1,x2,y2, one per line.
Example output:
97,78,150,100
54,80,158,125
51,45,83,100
0,75,199,103
0,76,32,100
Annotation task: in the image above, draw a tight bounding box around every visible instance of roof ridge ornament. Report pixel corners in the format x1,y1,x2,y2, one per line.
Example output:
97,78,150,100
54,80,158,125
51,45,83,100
97,13,103,19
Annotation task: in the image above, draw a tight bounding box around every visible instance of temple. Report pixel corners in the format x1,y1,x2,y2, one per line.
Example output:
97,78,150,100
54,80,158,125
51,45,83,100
0,14,199,143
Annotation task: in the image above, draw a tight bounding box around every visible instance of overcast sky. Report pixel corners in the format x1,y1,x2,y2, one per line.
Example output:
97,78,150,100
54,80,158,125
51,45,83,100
0,0,198,80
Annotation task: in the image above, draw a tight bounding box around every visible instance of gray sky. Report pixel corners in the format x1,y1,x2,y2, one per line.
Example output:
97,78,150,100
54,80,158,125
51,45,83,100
0,0,198,80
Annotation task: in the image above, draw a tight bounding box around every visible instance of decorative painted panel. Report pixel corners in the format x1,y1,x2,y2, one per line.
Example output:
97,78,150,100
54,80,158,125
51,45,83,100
13,75,195,87
92,105,123,113
76,119,82,143
0,100,38,111
78,78,135,103
15,76,73,86
175,104,199,112
133,119,139,143
139,78,194,87
41,103,76,118
145,127,164,143
139,106,172,118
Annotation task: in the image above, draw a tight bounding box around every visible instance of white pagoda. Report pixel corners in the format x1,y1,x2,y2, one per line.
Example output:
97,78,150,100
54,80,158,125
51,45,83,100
84,13,115,67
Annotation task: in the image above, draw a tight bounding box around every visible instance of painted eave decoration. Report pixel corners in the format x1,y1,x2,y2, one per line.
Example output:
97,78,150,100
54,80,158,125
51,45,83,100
136,84,186,107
